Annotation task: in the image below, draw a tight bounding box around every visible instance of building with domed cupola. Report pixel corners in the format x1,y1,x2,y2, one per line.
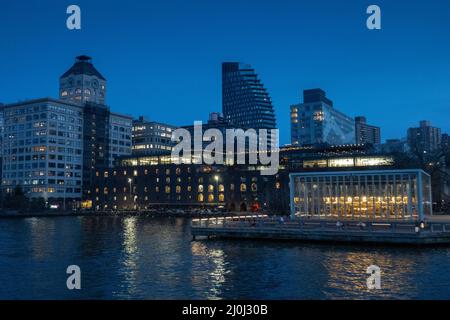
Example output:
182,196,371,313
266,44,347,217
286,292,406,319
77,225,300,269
59,55,107,105
1,55,132,209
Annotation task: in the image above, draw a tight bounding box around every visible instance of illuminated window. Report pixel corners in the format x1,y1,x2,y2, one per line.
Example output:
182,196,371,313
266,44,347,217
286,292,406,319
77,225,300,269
176,186,181,193
328,158,354,167
251,183,257,192
230,184,235,191
104,172,109,178
165,186,170,193
176,168,181,175
187,186,192,192
219,194,225,202
275,182,281,189
303,160,327,169
313,111,325,121
240,184,247,192
81,200,92,209
198,194,204,202
155,186,160,192
208,194,215,202
355,157,394,167
133,170,138,176
208,185,214,192
198,185,204,192
219,184,225,192
103,187,108,194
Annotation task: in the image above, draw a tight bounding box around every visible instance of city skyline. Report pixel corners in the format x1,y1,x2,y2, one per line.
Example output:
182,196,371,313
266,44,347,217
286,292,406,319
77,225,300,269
1,0,450,144
1,0,450,304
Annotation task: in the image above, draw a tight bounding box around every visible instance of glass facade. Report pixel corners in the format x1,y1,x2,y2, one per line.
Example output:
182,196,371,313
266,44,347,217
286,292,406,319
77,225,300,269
290,89,355,146
222,62,276,130
290,170,432,221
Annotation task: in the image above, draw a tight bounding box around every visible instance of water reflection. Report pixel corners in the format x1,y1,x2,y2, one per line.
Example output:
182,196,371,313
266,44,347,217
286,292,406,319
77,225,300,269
322,248,420,299
191,242,229,300
26,217,56,260
0,216,450,299
120,217,139,297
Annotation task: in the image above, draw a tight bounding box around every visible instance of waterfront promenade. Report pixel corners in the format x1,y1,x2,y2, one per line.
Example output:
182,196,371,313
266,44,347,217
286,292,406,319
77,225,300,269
191,215,450,245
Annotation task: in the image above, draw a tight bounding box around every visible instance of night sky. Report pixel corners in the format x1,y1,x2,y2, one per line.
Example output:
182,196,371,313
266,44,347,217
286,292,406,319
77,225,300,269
1,0,449,144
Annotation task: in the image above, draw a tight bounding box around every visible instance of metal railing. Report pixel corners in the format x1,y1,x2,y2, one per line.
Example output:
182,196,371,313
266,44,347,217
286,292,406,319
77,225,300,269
191,216,450,235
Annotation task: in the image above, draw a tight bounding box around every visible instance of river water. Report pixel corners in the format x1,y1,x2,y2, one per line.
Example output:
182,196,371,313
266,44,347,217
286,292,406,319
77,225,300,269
0,215,449,299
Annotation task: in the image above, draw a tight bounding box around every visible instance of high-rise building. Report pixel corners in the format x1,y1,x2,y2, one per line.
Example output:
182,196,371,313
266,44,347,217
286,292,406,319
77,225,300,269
82,102,110,198
355,116,381,145
182,112,235,152
79,104,132,199
1,56,131,207
109,113,133,164
59,56,132,199
380,138,409,154
59,55,107,105
132,116,177,156
407,120,441,154
59,55,132,165
441,133,450,151
290,89,355,146
222,62,276,130
1,98,84,205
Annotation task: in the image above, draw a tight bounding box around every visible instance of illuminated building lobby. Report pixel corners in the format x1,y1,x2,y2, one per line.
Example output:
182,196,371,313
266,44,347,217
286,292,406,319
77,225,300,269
290,170,432,221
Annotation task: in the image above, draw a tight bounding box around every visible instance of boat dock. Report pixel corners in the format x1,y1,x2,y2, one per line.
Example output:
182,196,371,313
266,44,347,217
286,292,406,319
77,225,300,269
191,215,450,245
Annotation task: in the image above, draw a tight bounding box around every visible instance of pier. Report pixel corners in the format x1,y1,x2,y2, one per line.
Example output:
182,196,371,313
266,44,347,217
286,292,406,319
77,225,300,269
191,215,450,245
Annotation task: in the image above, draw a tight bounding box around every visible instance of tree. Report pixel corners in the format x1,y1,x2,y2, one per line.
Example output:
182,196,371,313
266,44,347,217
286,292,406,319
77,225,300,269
396,143,450,213
4,185,28,210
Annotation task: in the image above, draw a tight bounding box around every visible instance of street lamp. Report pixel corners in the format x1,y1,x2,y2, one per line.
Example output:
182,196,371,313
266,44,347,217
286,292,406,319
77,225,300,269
128,178,132,197
214,175,219,206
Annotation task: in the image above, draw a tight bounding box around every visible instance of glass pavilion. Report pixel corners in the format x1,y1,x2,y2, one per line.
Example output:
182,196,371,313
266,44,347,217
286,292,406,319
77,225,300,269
289,170,432,221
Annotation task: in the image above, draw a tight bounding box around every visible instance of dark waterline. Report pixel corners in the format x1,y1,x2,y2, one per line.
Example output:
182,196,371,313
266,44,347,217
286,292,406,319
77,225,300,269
0,215,449,299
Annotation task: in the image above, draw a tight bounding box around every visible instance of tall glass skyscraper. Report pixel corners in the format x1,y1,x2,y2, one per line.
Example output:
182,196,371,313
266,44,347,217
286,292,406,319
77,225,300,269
222,62,276,130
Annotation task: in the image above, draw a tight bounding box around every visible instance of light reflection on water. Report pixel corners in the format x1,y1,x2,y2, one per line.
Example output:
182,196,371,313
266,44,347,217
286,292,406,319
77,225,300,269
0,216,449,299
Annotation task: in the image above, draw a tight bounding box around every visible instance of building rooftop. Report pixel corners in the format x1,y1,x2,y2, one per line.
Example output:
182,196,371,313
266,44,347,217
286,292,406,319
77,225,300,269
303,88,334,106
60,55,106,80
3,97,83,108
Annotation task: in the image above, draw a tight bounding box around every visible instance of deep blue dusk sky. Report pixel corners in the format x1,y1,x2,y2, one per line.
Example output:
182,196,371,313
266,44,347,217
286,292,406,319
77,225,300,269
1,0,449,144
